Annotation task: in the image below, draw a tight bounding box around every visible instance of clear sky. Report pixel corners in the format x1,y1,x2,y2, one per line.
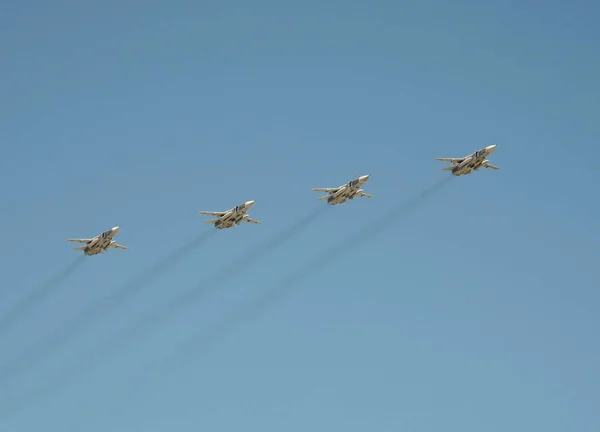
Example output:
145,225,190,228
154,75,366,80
1,0,599,431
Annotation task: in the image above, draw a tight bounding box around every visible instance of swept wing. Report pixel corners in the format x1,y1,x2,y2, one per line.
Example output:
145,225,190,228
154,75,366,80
312,187,340,193
435,157,465,163
198,211,228,216
67,238,93,244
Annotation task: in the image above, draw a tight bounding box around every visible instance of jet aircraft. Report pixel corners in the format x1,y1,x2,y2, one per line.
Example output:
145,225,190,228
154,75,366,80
198,200,261,229
67,226,130,256
312,175,373,205
435,144,500,176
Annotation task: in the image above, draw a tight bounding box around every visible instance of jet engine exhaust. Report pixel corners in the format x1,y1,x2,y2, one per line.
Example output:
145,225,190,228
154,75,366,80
32,176,453,419
0,206,328,421
0,255,86,338
0,229,217,388
170,176,455,367
60,176,454,418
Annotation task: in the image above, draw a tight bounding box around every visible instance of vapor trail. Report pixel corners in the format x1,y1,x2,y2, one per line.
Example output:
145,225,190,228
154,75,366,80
29,176,452,423
0,256,86,338
0,230,216,387
0,206,327,421
96,206,327,354
171,176,454,366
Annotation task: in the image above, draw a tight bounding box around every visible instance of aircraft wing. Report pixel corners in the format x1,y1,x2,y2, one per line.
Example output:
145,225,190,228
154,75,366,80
110,243,130,250
67,238,93,244
357,191,374,199
312,187,339,193
485,163,500,170
246,218,261,224
198,211,227,216
435,157,464,163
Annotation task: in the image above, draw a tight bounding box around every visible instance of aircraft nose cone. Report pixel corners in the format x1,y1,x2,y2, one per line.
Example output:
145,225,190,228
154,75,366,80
487,144,497,153
359,175,370,182
112,226,120,232
245,200,255,207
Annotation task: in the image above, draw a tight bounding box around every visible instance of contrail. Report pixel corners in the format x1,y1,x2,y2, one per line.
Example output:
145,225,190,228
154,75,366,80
17,176,452,423
0,206,328,421
94,206,328,356
0,256,85,338
0,230,216,387
170,176,454,368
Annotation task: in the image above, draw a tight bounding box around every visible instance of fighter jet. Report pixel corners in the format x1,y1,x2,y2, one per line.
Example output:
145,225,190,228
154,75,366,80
198,200,261,229
312,175,373,205
436,144,500,176
67,226,130,256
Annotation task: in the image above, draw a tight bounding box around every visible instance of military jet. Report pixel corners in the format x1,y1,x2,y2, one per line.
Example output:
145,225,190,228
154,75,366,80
67,226,130,256
198,200,261,229
312,175,373,205
436,144,500,176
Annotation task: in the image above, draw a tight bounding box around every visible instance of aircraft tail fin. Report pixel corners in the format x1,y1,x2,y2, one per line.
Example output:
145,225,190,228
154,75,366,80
73,246,86,251
442,166,455,171
317,195,329,200
204,219,219,224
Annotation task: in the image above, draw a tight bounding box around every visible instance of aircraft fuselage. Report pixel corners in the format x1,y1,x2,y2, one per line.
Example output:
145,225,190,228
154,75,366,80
449,145,496,176
325,175,370,205
213,201,255,229
83,228,119,255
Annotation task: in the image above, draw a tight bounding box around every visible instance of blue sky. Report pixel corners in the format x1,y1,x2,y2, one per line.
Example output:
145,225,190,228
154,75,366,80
1,0,599,430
